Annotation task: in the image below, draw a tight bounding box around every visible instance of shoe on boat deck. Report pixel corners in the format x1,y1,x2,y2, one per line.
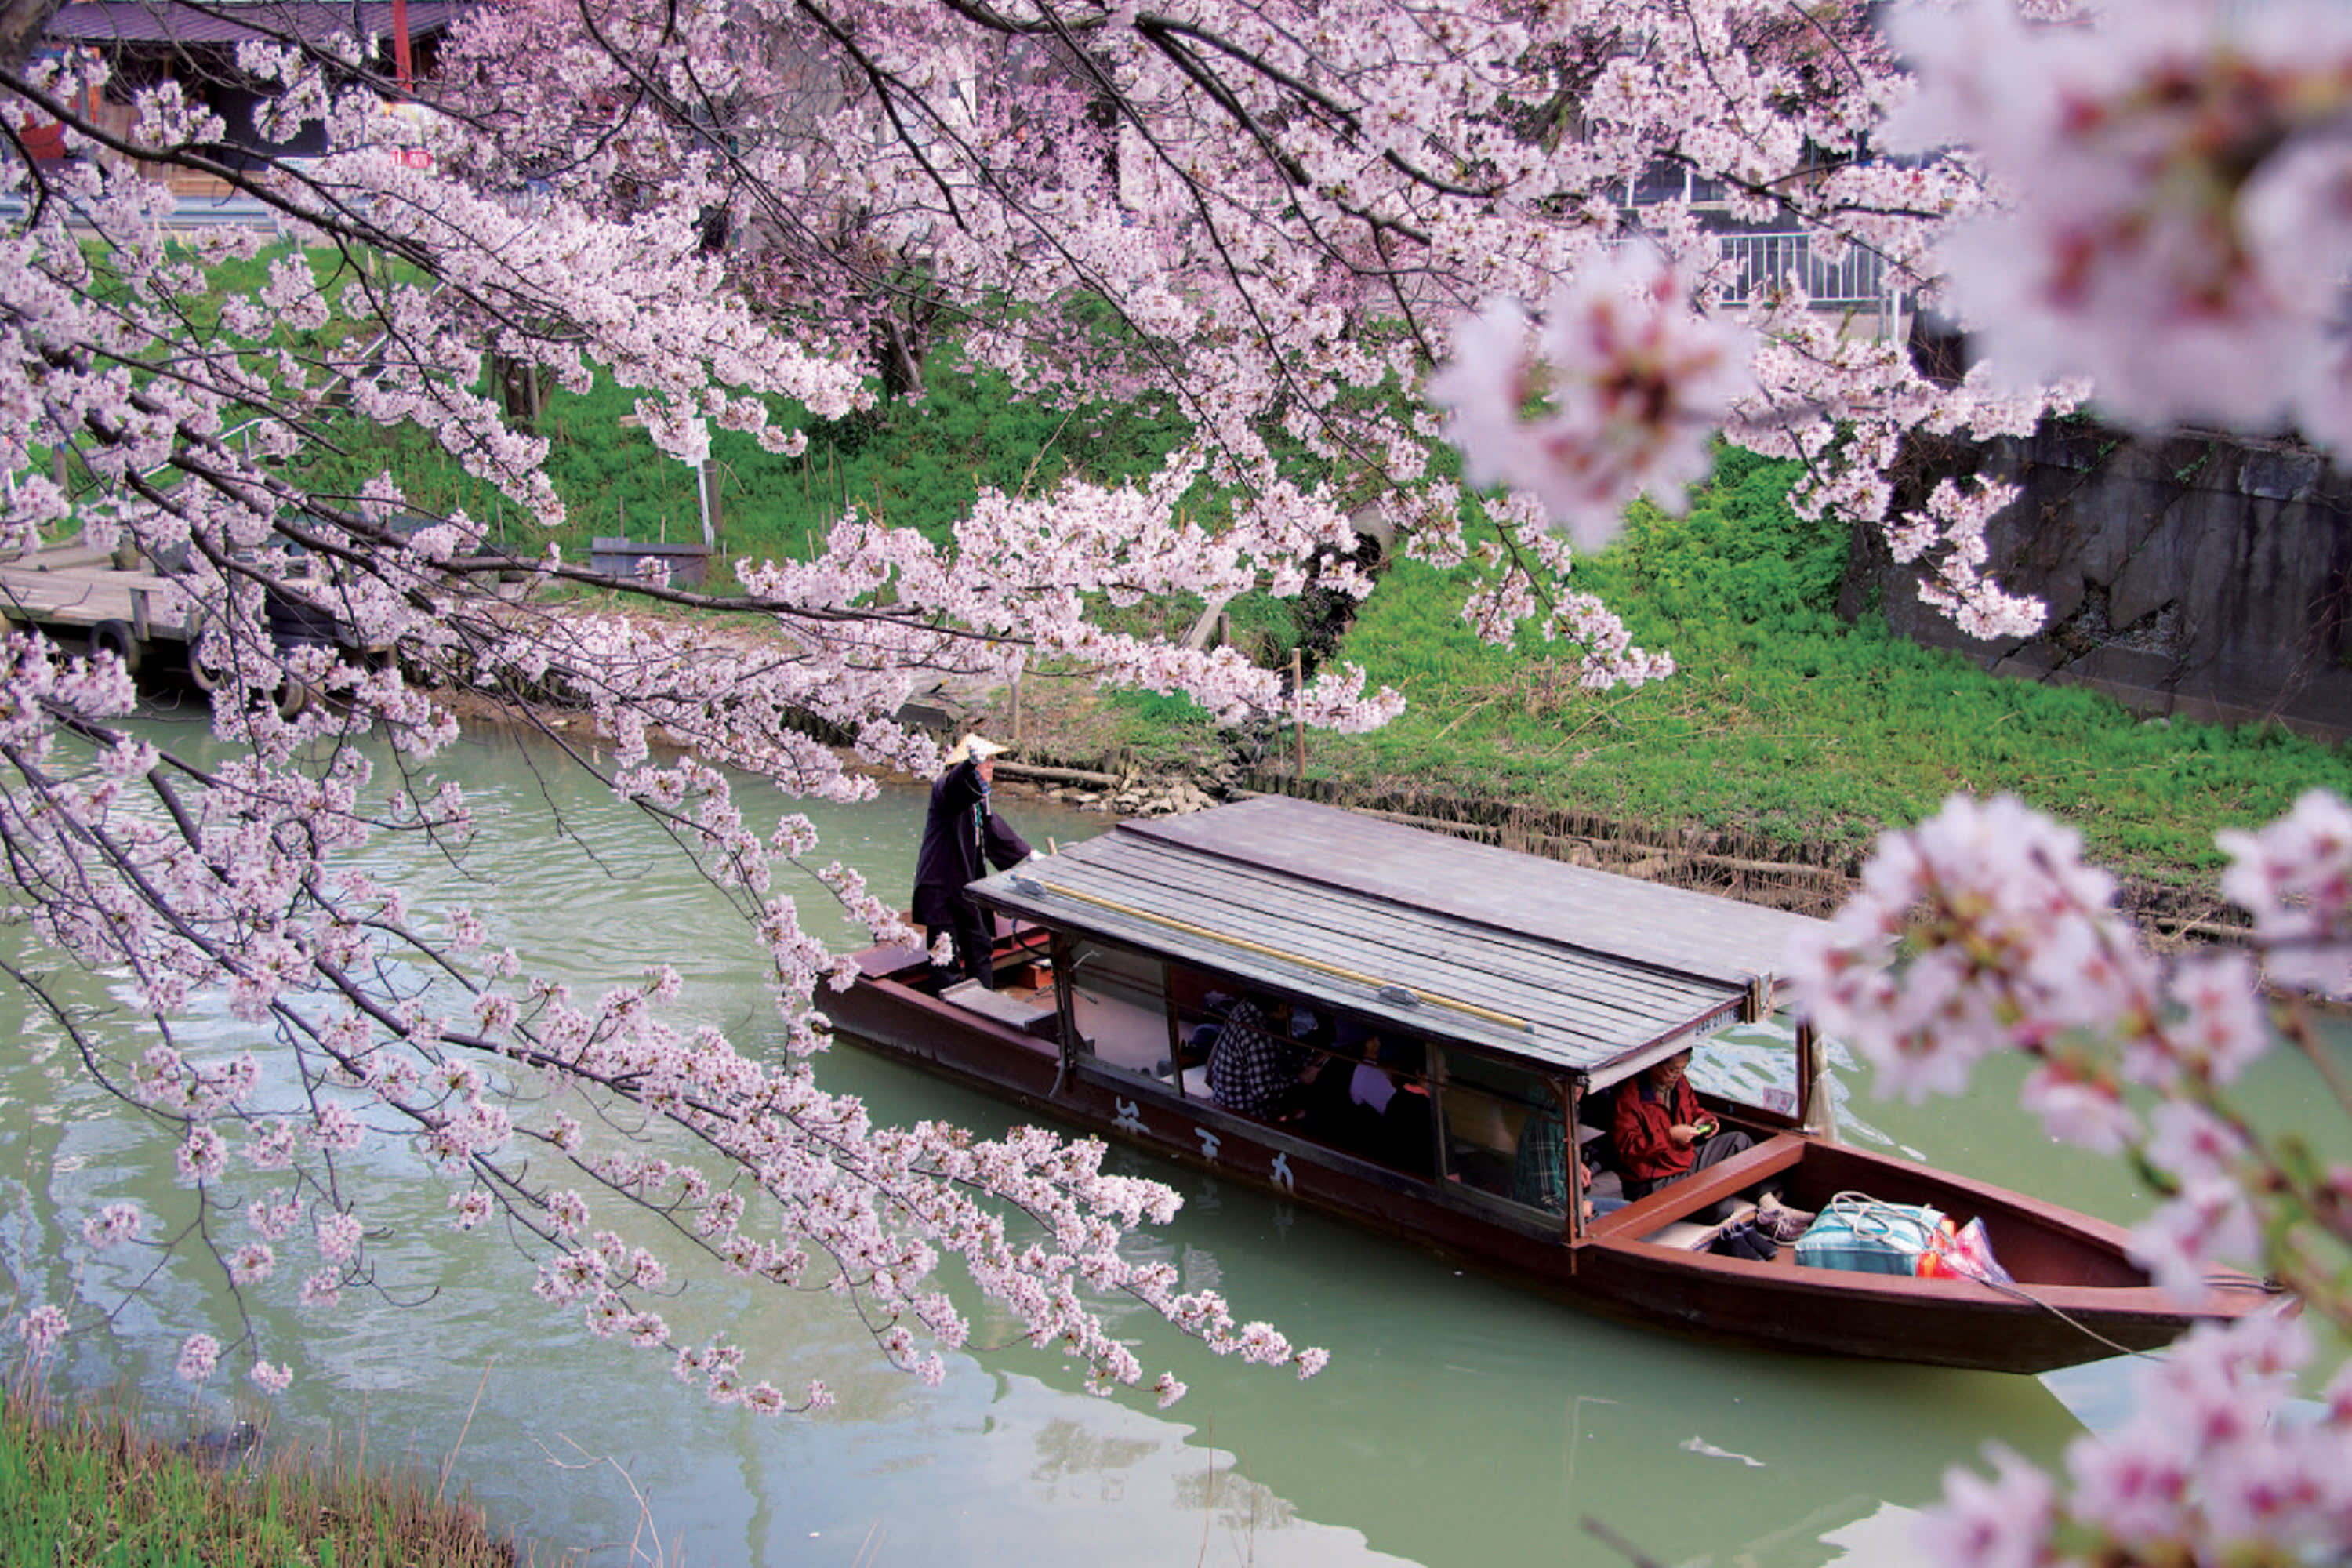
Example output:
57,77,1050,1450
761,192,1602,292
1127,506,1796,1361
1756,1192,1815,1244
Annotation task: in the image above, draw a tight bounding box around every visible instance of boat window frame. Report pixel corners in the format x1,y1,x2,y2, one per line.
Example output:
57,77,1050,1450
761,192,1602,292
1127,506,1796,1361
1049,931,1189,1087
1032,935,1657,1242
1564,1078,1590,1243
1421,1044,1596,1236
1052,940,1468,1178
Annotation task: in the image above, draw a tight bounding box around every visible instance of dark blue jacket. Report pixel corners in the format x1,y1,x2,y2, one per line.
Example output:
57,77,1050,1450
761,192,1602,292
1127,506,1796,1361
911,760,1032,926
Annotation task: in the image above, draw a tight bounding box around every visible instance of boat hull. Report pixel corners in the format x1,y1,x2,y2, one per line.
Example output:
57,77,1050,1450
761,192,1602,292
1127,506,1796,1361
823,947,2274,1374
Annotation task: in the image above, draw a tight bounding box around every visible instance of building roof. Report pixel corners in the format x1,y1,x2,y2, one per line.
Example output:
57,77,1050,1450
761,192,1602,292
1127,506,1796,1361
49,0,472,47
970,795,1827,1085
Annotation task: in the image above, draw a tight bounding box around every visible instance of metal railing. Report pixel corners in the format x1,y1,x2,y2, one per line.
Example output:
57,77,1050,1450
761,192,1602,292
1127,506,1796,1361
1711,230,1893,310
0,184,289,233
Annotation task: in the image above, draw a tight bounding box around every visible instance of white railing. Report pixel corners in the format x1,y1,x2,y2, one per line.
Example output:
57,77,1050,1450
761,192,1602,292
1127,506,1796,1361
1712,230,1893,310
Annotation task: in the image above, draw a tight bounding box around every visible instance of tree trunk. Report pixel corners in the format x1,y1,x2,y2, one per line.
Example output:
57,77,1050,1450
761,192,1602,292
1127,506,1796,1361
0,0,63,74
877,316,926,401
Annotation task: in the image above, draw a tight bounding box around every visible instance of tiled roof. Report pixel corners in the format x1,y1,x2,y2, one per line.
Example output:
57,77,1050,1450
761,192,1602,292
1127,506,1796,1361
49,1,471,46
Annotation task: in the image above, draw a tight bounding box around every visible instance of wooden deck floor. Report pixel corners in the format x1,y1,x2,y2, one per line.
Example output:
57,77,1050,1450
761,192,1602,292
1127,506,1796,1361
0,546,193,641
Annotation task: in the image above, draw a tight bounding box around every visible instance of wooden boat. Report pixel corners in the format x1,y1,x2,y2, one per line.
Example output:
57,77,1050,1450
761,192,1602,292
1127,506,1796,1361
824,796,2280,1373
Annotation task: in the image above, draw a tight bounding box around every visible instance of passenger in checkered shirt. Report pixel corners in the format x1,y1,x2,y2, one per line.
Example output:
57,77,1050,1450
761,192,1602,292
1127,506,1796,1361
1207,997,1309,1118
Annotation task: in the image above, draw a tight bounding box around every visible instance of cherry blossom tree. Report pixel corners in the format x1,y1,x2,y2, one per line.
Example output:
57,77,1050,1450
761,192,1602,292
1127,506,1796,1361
3,0,2351,1552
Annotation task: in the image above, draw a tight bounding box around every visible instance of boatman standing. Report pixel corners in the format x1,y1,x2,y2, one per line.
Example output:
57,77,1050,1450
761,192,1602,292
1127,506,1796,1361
913,734,1033,989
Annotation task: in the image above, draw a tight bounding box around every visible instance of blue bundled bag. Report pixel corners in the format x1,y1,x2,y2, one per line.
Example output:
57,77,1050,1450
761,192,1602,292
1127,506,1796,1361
1791,1193,1947,1276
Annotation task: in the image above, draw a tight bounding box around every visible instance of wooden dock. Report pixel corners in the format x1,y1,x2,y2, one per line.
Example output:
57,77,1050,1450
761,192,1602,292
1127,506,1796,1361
0,544,197,672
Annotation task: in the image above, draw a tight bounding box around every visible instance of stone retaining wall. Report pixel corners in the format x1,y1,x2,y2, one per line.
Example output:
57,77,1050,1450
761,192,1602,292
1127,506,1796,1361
1844,422,2352,742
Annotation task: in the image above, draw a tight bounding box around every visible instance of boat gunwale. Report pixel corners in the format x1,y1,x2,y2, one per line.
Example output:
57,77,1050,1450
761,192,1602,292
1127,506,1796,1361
829,799,2279,1369
841,956,2195,1290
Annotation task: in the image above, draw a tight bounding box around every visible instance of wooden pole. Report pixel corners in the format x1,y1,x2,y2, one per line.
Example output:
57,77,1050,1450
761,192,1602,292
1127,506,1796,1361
1290,648,1305,782
392,0,414,91
702,461,723,553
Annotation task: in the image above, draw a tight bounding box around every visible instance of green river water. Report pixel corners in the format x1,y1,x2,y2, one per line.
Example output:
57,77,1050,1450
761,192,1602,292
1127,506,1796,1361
0,708,2343,1566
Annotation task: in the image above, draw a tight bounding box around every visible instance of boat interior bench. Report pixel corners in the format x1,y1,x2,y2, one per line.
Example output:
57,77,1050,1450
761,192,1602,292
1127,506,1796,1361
1595,1131,1804,1243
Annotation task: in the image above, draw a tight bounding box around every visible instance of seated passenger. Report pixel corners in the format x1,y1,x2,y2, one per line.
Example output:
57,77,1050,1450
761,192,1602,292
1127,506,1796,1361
1509,1093,1570,1211
1508,1097,1624,1218
1612,1047,1754,1201
1207,996,1312,1119
1307,1022,1434,1174
1374,1085,1436,1176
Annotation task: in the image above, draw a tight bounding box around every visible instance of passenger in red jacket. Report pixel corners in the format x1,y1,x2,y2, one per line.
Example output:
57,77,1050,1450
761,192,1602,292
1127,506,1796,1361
1612,1047,1754,1200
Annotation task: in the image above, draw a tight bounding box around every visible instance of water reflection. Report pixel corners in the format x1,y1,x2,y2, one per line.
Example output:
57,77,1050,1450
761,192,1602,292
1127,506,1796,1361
1,710,2339,1565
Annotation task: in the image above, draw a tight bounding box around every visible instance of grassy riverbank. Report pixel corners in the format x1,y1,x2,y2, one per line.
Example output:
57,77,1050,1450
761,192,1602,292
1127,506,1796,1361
0,1385,521,1566
999,446,2352,928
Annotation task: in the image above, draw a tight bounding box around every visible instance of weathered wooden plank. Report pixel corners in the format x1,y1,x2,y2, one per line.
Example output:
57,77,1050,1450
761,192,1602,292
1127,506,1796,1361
1100,835,1723,1002
978,808,1764,1074
1049,840,1715,1040
0,560,194,636
1047,827,1730,1012
1128,797,1820,988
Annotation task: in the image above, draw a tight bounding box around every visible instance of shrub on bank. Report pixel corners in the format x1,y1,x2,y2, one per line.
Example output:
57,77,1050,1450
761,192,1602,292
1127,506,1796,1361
0,1382,521,1567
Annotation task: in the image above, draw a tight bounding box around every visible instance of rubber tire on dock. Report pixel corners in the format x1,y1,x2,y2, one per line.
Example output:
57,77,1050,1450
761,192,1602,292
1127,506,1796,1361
182,604,222,693
90,619,141,676
181,604,313,717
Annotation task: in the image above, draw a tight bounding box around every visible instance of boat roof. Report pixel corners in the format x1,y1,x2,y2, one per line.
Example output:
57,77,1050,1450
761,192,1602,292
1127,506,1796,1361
969,796,1828,1086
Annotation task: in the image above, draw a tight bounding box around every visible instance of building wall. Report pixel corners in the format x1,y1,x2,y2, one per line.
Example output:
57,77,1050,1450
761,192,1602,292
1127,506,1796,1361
1842,422,2352,742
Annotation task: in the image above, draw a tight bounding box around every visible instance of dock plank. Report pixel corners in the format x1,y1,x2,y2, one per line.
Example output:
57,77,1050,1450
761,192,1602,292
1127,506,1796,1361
0,554,194,638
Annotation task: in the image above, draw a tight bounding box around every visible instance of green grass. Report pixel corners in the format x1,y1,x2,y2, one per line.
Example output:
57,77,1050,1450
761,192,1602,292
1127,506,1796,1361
0,1382,522,1566
1308,446,2352,893
292,332,1200,575
33,238,410,543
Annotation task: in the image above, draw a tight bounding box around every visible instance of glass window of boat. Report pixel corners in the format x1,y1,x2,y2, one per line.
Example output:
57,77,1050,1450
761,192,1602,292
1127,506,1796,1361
1682,1017,1809,1128
1432,1050,1577,1217
1061,938,1180,1079
1285,1021,1439,1178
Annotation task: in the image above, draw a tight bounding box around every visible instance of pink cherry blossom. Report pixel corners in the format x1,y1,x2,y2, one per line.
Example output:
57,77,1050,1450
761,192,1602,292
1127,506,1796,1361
175,1127,229,1185
82,1203,142,1250
314,1210,364,1263
1432,247,1758,550
175,1334,220,1384
1886,0,2352,443
2217,789,2352,999
16,1305,67,1357
1787,793,2156,1103
5,12,2352,1555
1918,1443,2058,1568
